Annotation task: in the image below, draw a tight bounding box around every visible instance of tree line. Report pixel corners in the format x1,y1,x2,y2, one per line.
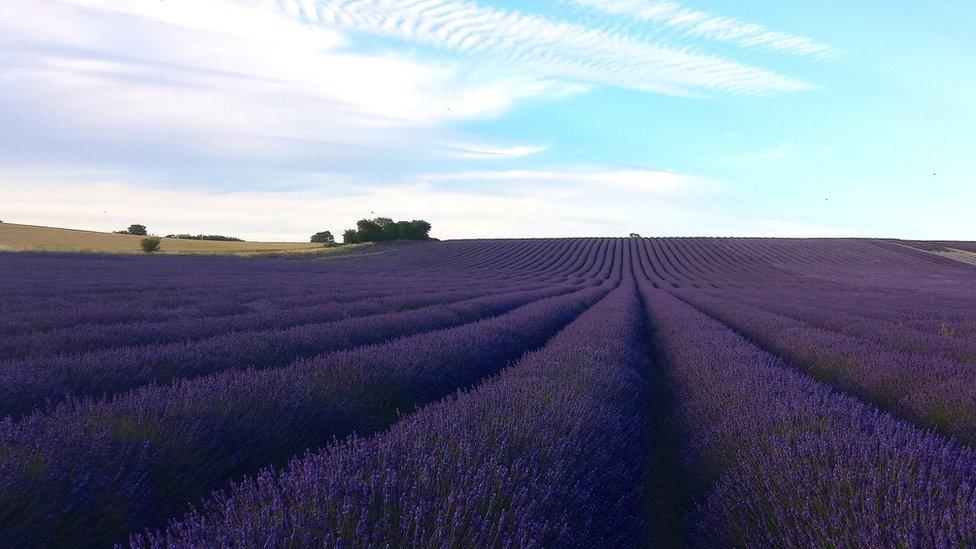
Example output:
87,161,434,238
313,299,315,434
311,218,432,245
114,225,241,242
111,217,432,253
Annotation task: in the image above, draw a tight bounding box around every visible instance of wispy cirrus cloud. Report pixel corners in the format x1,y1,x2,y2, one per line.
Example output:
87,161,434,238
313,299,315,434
283,0,814,96
447,144,552,159
568,0,838,59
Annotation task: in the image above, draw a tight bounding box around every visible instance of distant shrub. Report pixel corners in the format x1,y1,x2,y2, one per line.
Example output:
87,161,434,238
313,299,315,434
629,233,641,238
165,234,244,242
310,231,335,244
140,236,162,253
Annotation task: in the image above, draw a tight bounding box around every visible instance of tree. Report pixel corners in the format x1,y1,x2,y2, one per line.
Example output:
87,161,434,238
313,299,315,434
355,219,384,243
310,231,334,244
342,229,359,244
140,236,161,252
127,224,148,236
373,217,397,241
406,220,432,240
394,220,413,240
629,233,641,238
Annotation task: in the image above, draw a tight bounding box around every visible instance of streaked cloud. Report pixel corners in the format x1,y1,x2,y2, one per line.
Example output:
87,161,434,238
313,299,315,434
292,0,814,96
447,144,552,159
569,0,838,58
0,0,819,183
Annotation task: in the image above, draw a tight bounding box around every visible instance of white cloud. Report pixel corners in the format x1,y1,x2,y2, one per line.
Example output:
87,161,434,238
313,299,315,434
0,166,701,240
569,0,839,59
414,169,716,194
296,0,814,95
0,0,836,241
0,0,573,168
0,0,818,174
0,166,819,241
741,220,850,238
447,144,552,159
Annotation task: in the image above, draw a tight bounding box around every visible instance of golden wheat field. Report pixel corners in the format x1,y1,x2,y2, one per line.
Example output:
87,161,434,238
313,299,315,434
0,223,347,255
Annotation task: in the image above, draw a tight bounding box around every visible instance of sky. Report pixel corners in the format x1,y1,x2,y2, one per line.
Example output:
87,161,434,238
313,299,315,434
1,0,974,241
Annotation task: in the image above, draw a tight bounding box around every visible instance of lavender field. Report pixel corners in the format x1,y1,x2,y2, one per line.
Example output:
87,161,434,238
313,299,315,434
2,238,976,547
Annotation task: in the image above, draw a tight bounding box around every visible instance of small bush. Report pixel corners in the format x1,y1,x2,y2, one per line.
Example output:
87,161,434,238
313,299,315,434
140,236,162,253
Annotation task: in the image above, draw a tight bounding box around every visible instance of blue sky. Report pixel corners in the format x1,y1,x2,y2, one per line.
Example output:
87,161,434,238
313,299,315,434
1,0,973,240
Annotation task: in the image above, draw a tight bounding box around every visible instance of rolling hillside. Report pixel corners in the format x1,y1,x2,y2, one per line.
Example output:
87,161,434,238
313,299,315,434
0,223,339,255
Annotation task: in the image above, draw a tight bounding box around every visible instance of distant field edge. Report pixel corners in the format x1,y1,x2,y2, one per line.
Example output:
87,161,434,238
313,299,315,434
0,223,372,256
887,239,976,267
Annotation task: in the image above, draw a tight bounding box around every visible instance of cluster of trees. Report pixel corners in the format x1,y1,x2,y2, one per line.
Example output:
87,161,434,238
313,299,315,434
310,218,431,245
166,234,244,242
342,218,432,244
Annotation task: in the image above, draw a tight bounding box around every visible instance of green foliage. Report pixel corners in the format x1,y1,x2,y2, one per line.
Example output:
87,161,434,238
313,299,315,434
629,233,641,238
343,217,431,243
355,218,387,243
342,229,359,244
310,231,335,244
140,236,162,253
127,224,148,236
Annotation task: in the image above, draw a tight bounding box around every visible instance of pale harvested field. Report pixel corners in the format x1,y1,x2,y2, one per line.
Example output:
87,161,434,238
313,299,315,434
935,248,976,266
0,223,346,255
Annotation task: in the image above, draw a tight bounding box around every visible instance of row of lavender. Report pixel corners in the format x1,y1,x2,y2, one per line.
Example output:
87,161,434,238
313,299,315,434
0,239,609,336
3,237,975,545
0,241,618,419
137,277,649,546
0,240,625,545
642,237,976,446
637,239,976,542
641,286,976,545
136,242,976,546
